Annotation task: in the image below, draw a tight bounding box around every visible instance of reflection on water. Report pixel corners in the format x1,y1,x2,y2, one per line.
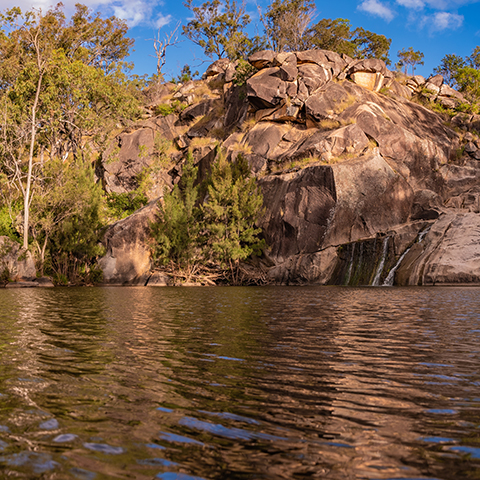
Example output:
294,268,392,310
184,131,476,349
0,286,479,479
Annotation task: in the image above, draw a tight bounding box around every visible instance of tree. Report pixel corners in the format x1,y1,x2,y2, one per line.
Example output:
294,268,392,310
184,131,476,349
468,46,480,69
352,27,391,64
182,0,252,60
152,152,201,278
306,19,391,63
29,155,105,279
202,150,265,271
434,54,465,88
397,47,424,75
0,4,139,251
152,149,265,283
261,0,315,52
152,22,181,82
454,66,480,105
306,18,355,56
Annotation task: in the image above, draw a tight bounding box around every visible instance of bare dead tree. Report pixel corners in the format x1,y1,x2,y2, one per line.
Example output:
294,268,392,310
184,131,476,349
152,22,182,81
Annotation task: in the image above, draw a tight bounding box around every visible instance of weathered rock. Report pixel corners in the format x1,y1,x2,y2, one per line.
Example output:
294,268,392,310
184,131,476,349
205,58,231,77
0,236,36,282
255,103,300,122
347,58,387,92
437,96,459,109
410,189,443,220
298,63,332,94
146,271,172,286
246,68,287,109
223,85,249,132
259,165,337,261
396,213,480,285
322,153,414,247
179,99,215,125
267,247,338,285
282,124,369,161
439,84,464,101
248,50,276,69
101,128,154,194
98,202,158,285
426,74,444,88
304,82,355,123
244,122,288,158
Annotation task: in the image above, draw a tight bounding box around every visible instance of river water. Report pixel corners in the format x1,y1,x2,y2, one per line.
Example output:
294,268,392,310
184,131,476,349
0,286,479,479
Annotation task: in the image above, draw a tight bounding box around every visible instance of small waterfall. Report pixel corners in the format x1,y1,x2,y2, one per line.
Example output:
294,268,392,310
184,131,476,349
372,237,389,286
382,225,432,286
383,247,411,286
345,243,356,285
418,225,431,243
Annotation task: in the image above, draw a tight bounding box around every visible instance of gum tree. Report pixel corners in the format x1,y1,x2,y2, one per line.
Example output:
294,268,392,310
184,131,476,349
0,4,139,252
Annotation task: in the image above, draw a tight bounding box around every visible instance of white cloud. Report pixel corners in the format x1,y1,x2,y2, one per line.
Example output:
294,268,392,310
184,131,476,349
0,0,168,27
430,11,464,30
396,0,425,8
358,0,395,21
155,12,172,30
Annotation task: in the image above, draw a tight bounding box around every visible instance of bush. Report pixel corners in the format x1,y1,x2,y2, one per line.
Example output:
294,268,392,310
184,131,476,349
151,149,265,283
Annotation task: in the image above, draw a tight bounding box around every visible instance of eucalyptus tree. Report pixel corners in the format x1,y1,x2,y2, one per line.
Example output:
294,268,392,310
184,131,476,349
397,47,424,75
0,4,139,252
183,0,253,60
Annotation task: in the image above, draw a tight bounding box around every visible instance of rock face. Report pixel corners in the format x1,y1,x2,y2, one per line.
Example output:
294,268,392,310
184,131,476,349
396,213,480,285
0,236,36,282
97,48,480,286
98,202,158,285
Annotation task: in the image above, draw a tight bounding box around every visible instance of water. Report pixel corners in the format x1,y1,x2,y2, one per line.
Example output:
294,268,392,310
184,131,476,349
0,286,479,479
372,237,389,286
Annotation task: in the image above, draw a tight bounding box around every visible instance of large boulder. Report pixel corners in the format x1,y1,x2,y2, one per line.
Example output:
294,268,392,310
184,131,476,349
259,165,337,261
246,68,287,109
0,236,36,282
322,153,414,247
347,58,387,92
98,202,158,285
396,213,480,285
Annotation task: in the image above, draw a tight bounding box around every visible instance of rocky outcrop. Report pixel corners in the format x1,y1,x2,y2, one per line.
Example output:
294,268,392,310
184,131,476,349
395,213,480,285
98,202,158,285
95,48,480,286
0,236,36,283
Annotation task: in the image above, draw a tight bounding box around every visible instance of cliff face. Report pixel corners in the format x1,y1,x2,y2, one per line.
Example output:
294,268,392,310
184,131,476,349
97,49,480,286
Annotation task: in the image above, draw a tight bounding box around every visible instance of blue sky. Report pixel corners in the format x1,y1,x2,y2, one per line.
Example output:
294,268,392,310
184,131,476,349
4,0,480,80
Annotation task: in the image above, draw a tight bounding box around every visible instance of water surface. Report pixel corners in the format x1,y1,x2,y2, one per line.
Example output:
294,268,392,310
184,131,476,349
0,286,479,479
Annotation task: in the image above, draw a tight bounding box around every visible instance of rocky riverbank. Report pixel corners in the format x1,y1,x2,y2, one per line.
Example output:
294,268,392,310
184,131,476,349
5,48,480,287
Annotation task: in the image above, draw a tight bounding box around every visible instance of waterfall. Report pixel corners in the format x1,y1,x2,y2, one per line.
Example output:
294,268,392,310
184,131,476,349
345,243,355,285
382,225,431,286
418,225,431,243
383,247,411,286
372,237,389,286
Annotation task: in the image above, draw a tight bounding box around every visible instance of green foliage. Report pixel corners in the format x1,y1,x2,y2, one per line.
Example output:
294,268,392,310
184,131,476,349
202,151,265,267
233,59,257,87
152,152,201,273
183,0,253,60
468,46,480,70
154,100,187,116
307,19,391,64
397,47,424,75
262,0,315,52
0,203,20,241
0,3,140,251
106,192,148,220
152,149,265,283
173,64,199,83
434,54,465,88
30,155,106,282
454,67,480,105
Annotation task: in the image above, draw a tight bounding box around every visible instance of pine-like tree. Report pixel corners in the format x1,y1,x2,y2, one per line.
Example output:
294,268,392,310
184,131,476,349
202,151,265,270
